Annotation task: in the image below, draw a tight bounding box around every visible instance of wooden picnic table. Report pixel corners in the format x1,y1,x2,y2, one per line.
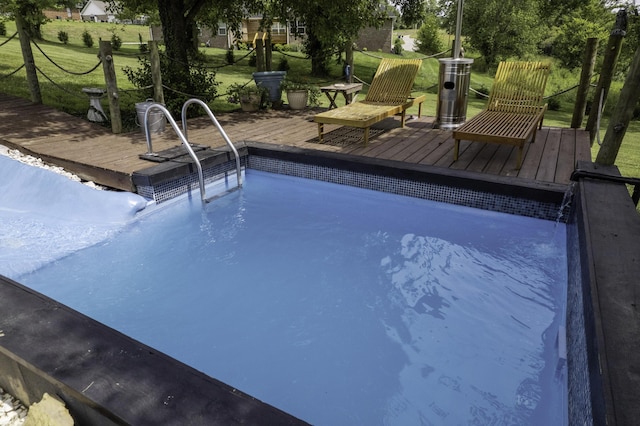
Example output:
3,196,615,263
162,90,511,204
320,83,363,109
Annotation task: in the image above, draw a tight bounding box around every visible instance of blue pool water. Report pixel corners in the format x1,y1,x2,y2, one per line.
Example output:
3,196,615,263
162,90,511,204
1,156,568,425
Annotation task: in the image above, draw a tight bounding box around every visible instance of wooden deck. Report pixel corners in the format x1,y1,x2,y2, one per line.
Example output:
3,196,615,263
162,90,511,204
0,93,591,192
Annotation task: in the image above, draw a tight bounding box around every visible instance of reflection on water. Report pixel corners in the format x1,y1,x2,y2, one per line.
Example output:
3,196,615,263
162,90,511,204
380,233,566,425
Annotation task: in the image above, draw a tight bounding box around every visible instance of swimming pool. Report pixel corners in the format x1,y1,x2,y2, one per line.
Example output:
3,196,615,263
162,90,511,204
7,160,568,425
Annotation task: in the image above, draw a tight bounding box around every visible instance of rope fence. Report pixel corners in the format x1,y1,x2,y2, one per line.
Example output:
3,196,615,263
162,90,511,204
0,32,18,48
35,65,87,99
0,64,25,80
31,39,102,75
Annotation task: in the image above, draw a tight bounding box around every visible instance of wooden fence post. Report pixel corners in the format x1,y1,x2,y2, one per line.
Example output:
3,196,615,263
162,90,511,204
149,41,164,105
571,38,598,128
345,42,354,84
265,34,272,71
255,39,265,72
595,44,640,165
99,40,122,134
585,10,627,145
15,13,41,104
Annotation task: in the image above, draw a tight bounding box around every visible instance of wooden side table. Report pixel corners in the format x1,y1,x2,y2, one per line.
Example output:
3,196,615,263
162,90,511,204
320,83,364,109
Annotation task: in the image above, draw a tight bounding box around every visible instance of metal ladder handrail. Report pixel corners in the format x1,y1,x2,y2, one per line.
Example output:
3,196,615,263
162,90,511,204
181,98,242,191
142,102,241,204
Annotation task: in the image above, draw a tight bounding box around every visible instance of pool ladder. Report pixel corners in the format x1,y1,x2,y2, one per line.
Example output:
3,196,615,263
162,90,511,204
142,99,242,203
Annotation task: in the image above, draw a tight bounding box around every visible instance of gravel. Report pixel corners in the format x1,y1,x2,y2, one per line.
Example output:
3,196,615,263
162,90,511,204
0,388,27,426
0,145,104,190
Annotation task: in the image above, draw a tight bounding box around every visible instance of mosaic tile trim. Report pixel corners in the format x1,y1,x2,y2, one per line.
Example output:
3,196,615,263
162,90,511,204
136,159,246,204
566,222,593,425
138,154,568,221
249,156,566,221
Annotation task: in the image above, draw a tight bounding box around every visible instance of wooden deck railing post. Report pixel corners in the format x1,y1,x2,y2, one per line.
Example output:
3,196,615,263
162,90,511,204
149,41,165,105
571,38,598,128
99,40,122,134
595,44,640,165
586,10,627,145
15,13,42,104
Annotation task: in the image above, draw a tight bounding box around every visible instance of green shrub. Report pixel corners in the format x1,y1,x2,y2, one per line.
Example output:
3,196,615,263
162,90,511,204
82,30,94,48
547,97,561,111
475,84,490,100
0,22,7,37
225,48,234,65
123,55,219,117
110,33,122,51
392,37,403,55
552,17,608,70
471,56,488,73
57,30,69,44
415,15,443,55
138,33,148,53
278,57,290,71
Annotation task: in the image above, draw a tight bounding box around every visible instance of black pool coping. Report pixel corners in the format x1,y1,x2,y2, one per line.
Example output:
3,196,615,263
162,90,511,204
572,161,640,425
0,276,307,425
132,145,248,187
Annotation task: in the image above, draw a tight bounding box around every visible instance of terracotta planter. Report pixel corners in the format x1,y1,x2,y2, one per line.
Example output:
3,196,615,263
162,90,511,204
286,90,308,110
239,94,261,112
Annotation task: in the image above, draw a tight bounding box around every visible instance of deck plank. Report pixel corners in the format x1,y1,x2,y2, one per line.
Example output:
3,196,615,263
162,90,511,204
536,128,562,182
557,128,578,183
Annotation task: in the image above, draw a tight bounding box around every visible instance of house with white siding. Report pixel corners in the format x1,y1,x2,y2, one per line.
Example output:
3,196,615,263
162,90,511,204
80,0,117,23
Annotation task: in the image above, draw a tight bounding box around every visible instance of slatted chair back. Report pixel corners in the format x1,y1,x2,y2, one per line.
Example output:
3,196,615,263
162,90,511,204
364,58,423,104
487,61,550,115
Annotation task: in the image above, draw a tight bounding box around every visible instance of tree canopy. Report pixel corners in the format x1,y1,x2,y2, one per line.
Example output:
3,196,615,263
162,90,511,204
460,0,545,67
0,0,56,38
447,0,625,69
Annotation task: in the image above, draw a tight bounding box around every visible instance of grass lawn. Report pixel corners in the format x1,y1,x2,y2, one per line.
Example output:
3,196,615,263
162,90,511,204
0,21,638,182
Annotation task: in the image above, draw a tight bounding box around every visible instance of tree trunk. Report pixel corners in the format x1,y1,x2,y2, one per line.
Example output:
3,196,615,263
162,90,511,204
307,32,330,76
595,44,640,165
156,0,193,83
345,42,354,84
586,13,626,145
571,38,598,129
15,12,41,104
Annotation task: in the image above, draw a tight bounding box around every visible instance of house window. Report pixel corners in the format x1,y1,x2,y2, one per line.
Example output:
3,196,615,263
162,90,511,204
218,23,227,36
271,22,286,35
290,20,305,35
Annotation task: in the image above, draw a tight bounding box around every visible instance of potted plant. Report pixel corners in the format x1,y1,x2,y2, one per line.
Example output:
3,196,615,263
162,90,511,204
227,83,268,112
253,70,287,104
280,78,321,110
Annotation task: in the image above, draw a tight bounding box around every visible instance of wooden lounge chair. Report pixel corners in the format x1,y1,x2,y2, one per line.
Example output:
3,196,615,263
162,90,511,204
452,61,551,169
314,58,426,145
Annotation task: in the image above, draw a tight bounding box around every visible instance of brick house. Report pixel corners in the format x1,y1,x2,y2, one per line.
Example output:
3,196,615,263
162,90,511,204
198,14,395,52
42,8,82,21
